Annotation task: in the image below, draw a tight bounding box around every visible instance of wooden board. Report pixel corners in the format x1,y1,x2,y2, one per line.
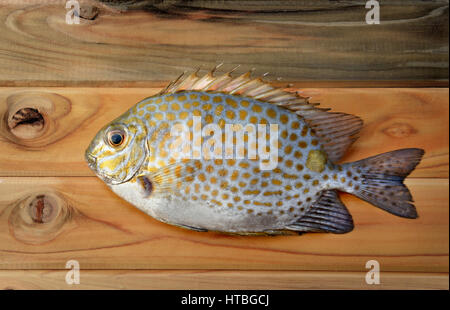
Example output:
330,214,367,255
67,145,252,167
0,1,448,86
0,87,447,178
0,270,447,290
0,0,447,290
0,177,447,272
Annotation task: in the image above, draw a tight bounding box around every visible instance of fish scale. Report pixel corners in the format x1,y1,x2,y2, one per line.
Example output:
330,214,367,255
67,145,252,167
85,67,424,235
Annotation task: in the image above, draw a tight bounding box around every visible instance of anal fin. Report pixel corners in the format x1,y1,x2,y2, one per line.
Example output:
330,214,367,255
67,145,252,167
286,190,354,234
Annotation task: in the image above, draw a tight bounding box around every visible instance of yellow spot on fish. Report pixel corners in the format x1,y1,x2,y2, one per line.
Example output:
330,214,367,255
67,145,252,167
239,110,248,120
225,97,237,108
205,114,213,123
226,110,235,120
180,111,189,119
171,103,180,111
239,162,249,168
306,150,328,173
215,105,224,116
266,108,277,119
252,105,262,113
272,179,282,185
298,141,307,148
280,114,288,124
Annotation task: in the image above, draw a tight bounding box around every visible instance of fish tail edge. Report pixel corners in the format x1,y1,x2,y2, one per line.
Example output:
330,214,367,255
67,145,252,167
344,148,425,219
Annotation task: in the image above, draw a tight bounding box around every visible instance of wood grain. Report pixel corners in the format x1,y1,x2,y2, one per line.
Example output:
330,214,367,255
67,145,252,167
0,270,447,290
0,87,447,177
0,177,447,271
0,1,448,85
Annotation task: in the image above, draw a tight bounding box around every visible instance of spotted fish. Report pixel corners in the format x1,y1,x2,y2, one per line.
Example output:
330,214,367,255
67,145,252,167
85,67,424,235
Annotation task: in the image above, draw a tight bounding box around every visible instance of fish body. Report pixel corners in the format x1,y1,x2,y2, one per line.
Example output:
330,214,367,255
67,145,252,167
85,68,424,235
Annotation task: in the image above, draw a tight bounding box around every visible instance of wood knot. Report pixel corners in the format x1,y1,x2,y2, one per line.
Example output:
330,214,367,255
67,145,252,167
80,5,99,20
7,107,45,140
8,191,75,245
0,91,71,148
28,195,57,224
382,123,417,138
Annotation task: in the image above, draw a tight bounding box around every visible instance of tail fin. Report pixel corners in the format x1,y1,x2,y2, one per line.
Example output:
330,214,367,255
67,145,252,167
345,148,424,219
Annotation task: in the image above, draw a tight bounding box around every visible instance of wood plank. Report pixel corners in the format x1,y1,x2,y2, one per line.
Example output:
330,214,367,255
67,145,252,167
0,177,447,271
0,270,447,290
0,1,447,85
0,87,447,177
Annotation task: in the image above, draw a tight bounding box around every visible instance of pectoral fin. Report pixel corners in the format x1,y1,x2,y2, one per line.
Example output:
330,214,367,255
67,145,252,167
136,160,202,197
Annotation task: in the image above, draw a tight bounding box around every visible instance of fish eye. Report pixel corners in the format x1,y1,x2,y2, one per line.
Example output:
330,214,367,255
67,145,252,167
107,129,126,147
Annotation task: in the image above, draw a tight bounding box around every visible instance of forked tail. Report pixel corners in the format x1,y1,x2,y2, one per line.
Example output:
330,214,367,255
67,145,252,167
343,148,425,218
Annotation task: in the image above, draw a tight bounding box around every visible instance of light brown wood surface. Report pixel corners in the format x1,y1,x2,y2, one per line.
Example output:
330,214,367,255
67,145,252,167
0,178,447,272
0,270,447,290
0,0,448,290
0,87,447,177
0,86,448,289
0,1,448,85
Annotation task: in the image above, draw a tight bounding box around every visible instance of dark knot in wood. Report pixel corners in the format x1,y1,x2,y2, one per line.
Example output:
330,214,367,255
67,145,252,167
7,108,45,140
0,91,72,148
8,191,76,245
28,195,56,224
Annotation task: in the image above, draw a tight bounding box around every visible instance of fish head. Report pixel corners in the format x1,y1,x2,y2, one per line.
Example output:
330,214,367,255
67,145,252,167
85,115,148,185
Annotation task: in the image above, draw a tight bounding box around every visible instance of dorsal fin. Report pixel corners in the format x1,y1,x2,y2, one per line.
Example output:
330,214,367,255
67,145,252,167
159,66,363,162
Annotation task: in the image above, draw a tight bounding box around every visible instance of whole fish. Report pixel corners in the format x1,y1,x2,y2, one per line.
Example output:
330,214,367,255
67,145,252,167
85,67,424,235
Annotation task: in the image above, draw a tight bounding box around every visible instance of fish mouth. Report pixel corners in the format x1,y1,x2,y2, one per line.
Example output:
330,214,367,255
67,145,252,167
84,151,129,185
85,152,98,172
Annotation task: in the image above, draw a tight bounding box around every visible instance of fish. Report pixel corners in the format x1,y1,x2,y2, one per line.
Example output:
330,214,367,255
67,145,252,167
85,66,424,235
